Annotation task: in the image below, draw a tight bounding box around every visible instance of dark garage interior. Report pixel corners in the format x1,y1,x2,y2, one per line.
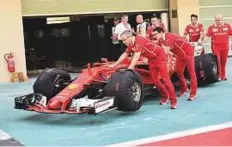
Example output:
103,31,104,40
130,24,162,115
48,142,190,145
23,12,167,72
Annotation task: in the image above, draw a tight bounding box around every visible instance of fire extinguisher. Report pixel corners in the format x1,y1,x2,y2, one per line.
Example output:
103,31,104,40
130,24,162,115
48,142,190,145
4,53,15,73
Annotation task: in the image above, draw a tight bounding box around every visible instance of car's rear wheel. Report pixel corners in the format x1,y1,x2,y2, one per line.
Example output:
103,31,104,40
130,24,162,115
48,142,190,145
194,53,218,85
103,69,144,111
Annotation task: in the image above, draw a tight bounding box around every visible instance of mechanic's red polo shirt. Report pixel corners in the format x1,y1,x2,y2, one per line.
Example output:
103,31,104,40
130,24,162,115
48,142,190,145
125,36,166,67
184,23,204,42
206,23,232,49
147,23,167,40
159,32,194,58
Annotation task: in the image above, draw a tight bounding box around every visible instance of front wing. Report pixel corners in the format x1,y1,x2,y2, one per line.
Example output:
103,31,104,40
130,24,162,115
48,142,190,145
14,94,116,115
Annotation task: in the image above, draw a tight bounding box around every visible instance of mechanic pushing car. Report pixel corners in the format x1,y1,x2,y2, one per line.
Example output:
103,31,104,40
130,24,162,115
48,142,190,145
153,27,198,101
183,14,205,54
203,14,232,81
110,30,177,109
147,15,167,41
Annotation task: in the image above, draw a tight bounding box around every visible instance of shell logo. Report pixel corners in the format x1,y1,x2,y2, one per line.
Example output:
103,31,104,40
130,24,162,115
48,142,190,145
68,84,78,90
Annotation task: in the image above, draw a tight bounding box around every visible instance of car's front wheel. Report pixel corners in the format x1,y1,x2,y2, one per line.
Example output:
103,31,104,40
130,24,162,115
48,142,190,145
103,69,144,111
33,68,71,99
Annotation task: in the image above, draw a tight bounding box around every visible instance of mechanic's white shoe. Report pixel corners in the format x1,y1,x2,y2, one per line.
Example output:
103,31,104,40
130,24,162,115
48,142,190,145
218,78,222,82
188,95,196,101
178,89,189,97
160,98,169,105
170,103,178,109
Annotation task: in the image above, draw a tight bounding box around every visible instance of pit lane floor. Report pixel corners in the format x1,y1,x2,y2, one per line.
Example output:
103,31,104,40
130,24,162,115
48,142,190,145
0,59,232,146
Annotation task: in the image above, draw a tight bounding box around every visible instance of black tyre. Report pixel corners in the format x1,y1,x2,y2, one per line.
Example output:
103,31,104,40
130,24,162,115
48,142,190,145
194,53,218,85
33,68,71,98
103,69,144,111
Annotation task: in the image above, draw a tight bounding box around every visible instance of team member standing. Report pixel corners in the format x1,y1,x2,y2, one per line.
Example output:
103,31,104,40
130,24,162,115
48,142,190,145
114,14,132,54
153,27,198,101
136,14,150,37
110,30,177,109
203,14,232,81
183,14,204,43
111,18,121,60
184,14,205,55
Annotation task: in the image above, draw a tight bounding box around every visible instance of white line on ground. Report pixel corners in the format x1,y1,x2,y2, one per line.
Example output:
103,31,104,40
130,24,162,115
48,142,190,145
0,129,11,140
107,122,232,147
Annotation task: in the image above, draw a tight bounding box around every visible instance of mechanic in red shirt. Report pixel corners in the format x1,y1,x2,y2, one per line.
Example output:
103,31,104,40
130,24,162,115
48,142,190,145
203,14,232,81
153,27,197,101
183,14,205,54
110,30,177,109
147,15,167,41
184,14,204,43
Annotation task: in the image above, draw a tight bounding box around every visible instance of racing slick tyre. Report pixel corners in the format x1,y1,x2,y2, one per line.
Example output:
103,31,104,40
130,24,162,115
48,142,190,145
33,68,71,99
194,53,218,85
103,69,144,112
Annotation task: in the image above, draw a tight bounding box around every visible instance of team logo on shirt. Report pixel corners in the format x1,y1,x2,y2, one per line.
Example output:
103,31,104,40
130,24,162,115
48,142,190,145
189,29,193,33
223,27,228,31
212,28,218,32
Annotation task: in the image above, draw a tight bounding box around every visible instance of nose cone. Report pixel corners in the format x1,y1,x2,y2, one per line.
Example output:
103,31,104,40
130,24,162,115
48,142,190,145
48,100,62,110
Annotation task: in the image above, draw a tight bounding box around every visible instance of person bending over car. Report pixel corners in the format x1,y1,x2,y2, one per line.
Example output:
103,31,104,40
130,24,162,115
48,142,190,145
110,30,177,109
153,27,197,101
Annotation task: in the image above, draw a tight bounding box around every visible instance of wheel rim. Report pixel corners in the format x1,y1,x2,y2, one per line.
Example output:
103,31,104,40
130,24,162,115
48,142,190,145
131,82,142,102
212,62,218,75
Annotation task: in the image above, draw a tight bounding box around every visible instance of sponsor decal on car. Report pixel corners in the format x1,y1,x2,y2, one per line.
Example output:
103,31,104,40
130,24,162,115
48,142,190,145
68,84,78,90
94,98,114,113
38,96,47,107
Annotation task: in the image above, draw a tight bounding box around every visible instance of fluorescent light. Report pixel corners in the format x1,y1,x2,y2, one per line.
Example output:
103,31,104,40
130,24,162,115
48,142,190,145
46,17,70,24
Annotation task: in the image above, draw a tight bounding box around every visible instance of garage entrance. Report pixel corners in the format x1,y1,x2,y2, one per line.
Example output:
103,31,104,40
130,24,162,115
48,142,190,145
23,12,169,72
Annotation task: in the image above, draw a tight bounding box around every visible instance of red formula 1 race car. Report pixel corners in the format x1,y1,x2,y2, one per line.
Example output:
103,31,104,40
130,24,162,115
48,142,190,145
15,50,218,115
